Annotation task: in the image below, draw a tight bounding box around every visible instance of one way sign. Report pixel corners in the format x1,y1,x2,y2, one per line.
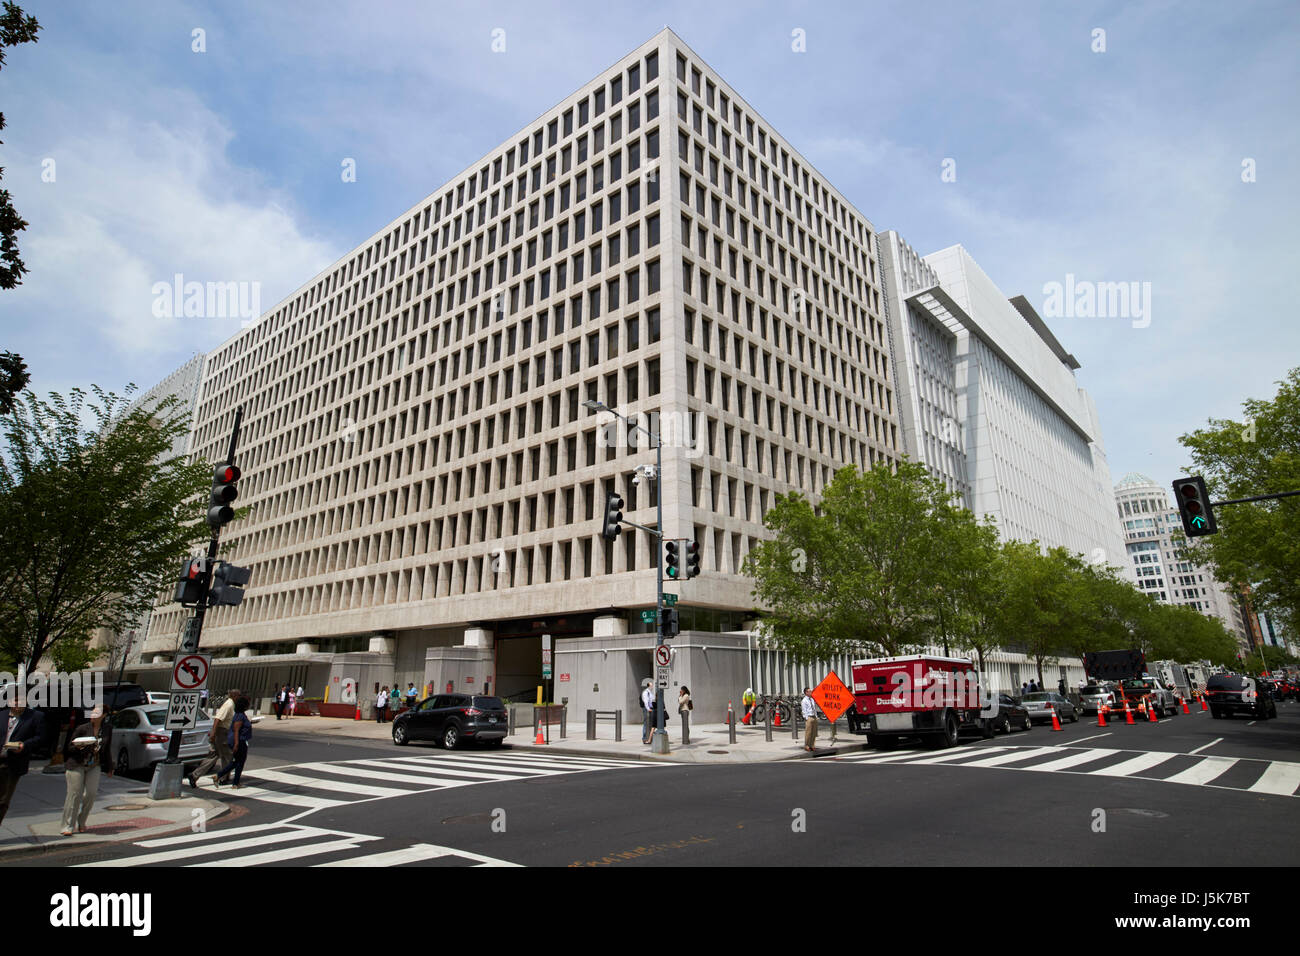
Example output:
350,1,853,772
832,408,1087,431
165,692,203,730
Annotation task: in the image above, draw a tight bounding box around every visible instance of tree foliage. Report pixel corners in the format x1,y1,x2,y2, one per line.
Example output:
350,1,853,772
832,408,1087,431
0,1,41,290
1179,367,1300,635
0,386,209,671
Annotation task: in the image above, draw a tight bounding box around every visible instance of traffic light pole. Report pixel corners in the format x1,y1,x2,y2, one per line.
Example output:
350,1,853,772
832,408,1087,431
1212,489,1300,507
152,409,242,798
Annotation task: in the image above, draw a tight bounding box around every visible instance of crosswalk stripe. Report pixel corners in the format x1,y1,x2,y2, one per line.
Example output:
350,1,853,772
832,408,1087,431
1163,757,1239,787
195,838,377,867
212,785,347,810
929,746,1060,768
287,762,472,789
136,823,287,848
838,749,925,762
314,843,523,867
1022,749,1119,773
351,759,525,782
387,755,603,776
1247,762,1300,796
80,826,362,867
422,752,653,770
246,768,418,798
1089,752,1182,778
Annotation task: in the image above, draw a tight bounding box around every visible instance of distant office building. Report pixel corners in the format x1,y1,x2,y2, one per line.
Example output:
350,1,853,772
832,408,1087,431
1113,473,1247,643
878,231,1126,567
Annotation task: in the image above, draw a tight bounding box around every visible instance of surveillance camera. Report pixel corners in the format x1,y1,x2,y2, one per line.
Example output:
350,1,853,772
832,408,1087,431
632,475,641,485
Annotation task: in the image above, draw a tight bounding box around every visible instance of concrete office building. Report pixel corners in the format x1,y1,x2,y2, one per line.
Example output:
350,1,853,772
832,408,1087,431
140,29,904,718
1113,473,1248,643
878,231,1127,567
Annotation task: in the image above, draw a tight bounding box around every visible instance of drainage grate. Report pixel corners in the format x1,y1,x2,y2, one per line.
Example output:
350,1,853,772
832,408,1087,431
106,804,150,812
707,750,730,754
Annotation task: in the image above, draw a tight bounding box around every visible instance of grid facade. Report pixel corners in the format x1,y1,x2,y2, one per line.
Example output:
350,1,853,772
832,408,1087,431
143,30,901,658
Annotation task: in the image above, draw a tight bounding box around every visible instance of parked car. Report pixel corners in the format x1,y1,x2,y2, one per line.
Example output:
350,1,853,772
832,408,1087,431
1114,677,1174,716
391,694,509,749
1206,675,1276,720
146,692,171,706
1020,692,1079,723
108,705,214,776
98,682,149,713
990,693,1032,734
1079,682,1117,715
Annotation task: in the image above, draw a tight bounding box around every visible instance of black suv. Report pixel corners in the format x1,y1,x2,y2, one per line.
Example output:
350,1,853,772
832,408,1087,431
391,694,509,749
1206,674,1276,720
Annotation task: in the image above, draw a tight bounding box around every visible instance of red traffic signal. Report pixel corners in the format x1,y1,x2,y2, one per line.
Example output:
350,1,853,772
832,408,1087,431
209,463,242,530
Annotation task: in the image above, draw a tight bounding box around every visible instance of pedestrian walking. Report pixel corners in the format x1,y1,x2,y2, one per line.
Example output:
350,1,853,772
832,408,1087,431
1020,682,1028,697
214,697,253,788
189,687,239,790
406,682,417,710
286,686,296,719
1058,678,1067,697
0,701,45,826
61,706,113,836
376,686,388,723
801,687,818,751
640,679,655,744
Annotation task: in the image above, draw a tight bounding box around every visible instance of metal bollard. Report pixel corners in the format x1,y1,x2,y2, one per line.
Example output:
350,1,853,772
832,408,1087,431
560,708,567,740
587,709,596,740
792,710,800,741
765,705,773,742
615,709,622,742
682,710,690,745
508,706,516,737
728,700,737,744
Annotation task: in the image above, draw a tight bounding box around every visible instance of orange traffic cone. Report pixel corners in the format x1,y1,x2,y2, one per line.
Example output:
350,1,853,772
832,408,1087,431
1181,697,1190,715
1124,701,1135,724
354,703,361,720
774,707,782,727
1200,694,1208,712
534,727,546,745
1147,699,1158,722
1097,706,1107,728
1050,705,1063,731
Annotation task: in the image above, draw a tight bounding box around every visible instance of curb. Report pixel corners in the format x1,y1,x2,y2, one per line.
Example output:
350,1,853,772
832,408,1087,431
0,795,229,860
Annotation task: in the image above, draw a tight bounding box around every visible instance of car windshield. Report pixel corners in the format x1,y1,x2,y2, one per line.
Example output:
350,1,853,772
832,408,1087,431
1022,693,1052,701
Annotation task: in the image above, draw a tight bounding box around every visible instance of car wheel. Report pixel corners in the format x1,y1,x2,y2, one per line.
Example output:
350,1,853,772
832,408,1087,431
1070,708,1079,723
999,715,1012,735
443,723,460,750
1022,715,1032,732
116,748,131,776
392,722,409,746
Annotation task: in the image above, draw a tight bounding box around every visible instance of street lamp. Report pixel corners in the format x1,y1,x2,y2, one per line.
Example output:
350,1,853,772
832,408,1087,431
585,399,671,754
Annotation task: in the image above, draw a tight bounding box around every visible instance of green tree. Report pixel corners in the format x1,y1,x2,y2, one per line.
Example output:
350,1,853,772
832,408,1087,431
0,350,28,414
1,2,41,290
0,386,209,671
935,507,1003,672
745,461,968,662
1179,367,1300,634
995,542,1084,686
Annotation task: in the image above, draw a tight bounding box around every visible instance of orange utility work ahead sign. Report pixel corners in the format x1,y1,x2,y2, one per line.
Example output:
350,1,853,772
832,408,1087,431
812,671,853,722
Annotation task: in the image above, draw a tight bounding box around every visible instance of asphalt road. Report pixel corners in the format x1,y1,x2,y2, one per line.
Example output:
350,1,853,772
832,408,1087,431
23,701,1300,868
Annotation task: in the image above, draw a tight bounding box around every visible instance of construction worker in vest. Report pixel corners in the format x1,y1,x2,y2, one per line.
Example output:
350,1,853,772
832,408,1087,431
742,688,756,724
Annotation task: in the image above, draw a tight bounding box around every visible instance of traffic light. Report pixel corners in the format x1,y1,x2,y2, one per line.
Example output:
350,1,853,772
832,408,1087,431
661,607,679,638
602,492,623,541
208,463,242,531
1172,475,1217,537
685,540,701,579
209,562,252,607
173,556,209,606
664,541,680,579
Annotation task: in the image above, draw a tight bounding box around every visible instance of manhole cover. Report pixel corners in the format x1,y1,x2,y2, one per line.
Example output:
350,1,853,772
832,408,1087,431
106,804,149,812
707,750,730,754
442,813,494,825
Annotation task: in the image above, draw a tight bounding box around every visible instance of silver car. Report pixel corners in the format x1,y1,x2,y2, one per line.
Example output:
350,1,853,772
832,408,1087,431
108,705,214,776
1079,682,1117,714
1020,692,1079,723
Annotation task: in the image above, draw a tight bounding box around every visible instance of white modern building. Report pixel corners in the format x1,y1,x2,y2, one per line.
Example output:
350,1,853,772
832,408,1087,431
878,231,1127,568
138,29,905,717
1113,473,1248,643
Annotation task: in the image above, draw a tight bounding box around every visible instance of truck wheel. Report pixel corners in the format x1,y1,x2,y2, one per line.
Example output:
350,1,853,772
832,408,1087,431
980,718,995,739
940,710,959,748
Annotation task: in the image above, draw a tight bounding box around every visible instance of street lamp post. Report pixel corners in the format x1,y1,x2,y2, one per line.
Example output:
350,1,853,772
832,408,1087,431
586,400,670,754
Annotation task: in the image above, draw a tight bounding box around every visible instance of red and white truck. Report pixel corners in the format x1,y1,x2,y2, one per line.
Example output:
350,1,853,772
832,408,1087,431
845,654,995,748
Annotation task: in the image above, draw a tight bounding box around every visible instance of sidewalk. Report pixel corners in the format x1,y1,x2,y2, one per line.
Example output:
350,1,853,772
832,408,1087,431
256,710,871,763
0,762,229,859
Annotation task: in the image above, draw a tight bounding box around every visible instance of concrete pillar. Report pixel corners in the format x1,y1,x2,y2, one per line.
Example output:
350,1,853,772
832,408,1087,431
593,615,628,638
368,636,395,654
237,648,256,658
463,627,494,648
296,643,318,655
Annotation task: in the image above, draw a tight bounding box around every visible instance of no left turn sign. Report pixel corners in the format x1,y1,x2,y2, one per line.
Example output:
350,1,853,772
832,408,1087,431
655,645,672,667
171,654,211,691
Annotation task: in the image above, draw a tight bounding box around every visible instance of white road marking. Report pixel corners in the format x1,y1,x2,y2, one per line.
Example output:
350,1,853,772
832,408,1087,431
1065,733,1112,746
937,746,1061,768
315,842,523,867
1188,738,1222,755
1247,762,1300,796
247,768,418,798
1089,752,1182,778
1163,757,1240,787
1023,749,1120,773
196,838,374,867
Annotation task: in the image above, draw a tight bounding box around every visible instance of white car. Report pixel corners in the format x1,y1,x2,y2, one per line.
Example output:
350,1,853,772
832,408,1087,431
146,692,171,706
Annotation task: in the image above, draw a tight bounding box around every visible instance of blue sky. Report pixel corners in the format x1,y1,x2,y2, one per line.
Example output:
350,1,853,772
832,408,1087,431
4,0,1297,490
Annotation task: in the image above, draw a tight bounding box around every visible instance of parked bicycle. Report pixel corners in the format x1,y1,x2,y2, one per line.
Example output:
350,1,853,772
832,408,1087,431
750,694,795,725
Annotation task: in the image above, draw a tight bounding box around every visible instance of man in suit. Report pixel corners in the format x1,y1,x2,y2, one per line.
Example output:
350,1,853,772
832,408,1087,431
0,701,47,825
